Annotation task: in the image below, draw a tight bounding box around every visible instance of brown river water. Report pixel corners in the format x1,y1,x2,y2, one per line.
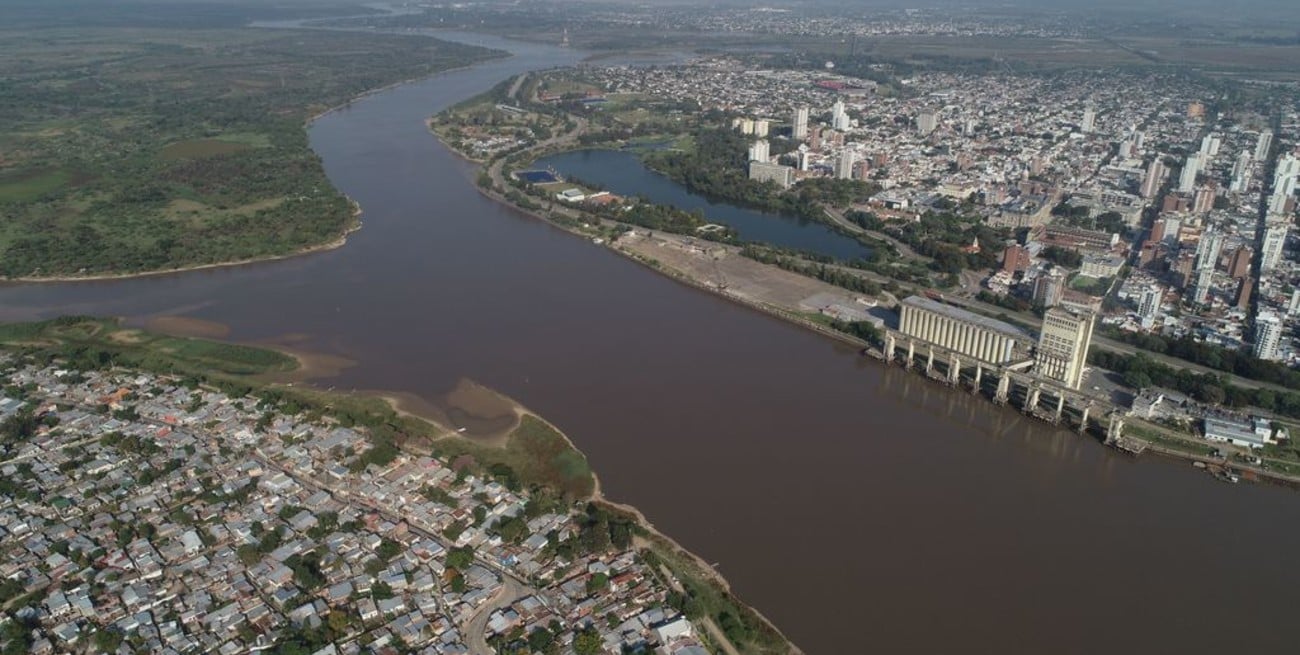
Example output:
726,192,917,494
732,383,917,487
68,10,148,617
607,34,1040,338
2,31,1298,654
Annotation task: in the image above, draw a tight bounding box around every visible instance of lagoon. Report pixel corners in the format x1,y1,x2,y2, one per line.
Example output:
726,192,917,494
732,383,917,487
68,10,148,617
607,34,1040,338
536,148,874,262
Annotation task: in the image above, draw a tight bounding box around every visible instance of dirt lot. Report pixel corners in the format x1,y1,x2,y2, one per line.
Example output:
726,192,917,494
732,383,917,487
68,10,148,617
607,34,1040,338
615,230,873,313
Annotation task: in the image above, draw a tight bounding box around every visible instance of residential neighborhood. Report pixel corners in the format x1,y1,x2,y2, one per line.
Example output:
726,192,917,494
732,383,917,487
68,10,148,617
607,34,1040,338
0,357,713,655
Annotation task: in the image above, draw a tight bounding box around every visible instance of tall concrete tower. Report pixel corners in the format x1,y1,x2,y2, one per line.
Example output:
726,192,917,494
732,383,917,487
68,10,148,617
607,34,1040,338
792,106,809,140
1035,307,1095,389
831,100,850,131
1141,159,1165,199
1261,222,1289,272
1138,285,1162,330
836,149,856,180
1179,153,1201,193
1255,129,1274,161
1253,311,1284,361
917,109,938,136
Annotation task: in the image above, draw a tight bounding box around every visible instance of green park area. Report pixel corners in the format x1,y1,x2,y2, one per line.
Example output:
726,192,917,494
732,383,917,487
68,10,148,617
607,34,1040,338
0,23,498,278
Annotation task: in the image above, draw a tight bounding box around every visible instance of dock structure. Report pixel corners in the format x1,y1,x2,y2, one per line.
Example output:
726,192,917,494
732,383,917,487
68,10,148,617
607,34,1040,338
1103,411,1148,455
1022,385,1041,414
878,294,1119,440
1105,412,1125,444
995,371,1011,405
877,323,1113,437
1111,438,1148,455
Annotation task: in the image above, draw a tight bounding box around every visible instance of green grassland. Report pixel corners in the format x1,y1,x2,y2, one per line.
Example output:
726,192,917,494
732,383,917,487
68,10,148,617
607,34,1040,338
0,317,297,377
0,26,499,278
434,415,596,500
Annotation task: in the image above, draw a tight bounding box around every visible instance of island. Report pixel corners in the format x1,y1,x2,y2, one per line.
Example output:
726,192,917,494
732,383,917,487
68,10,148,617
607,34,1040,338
0,7,501,280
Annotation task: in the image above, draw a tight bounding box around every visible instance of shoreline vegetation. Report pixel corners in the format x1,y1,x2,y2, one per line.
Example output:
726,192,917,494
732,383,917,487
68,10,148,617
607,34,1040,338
0,316,798,654
0,26,505,281
3,201,365,285
436,76,1300,494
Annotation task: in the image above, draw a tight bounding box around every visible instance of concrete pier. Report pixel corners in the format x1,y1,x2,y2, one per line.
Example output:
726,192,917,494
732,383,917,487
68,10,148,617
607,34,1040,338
1023,385,1040,413
871,326,1113,444
1106,414,1125,444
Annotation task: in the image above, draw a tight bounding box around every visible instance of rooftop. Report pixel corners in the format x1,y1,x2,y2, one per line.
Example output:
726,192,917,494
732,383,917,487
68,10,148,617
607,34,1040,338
901,295,1031,341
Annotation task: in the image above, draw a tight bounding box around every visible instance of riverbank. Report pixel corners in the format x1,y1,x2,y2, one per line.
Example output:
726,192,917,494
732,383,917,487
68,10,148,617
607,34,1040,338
0,316,773,654
0,202,364,285
375,378,802,653
0,315,790,649
446,122,1300,497
305,53,508,128
424,117,489,164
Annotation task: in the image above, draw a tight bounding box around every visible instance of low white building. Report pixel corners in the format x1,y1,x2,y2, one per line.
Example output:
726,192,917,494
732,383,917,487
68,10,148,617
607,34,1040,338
1203,416,1276,449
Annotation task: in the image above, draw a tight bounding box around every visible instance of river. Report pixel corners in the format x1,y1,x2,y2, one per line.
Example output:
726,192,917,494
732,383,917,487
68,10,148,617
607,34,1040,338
535,149,873,262
3,30,1300,655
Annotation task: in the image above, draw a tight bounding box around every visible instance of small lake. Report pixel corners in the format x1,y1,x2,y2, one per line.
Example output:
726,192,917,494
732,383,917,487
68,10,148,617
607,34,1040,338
535,149,874,262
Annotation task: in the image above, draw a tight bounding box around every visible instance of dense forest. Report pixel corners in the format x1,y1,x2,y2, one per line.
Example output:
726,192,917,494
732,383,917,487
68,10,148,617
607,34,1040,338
0,26,498,277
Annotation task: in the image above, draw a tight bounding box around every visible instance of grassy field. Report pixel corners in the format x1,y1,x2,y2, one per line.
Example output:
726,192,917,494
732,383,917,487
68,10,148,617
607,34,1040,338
0,24,499,278
1069,274,1112,296
432,415,596,500
0,168,73,203
158,138,257,161
0,317,297,377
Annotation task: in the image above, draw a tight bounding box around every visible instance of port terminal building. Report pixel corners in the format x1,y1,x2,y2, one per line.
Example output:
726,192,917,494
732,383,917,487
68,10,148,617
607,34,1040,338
1034,307,1095,390
899,296,1030,364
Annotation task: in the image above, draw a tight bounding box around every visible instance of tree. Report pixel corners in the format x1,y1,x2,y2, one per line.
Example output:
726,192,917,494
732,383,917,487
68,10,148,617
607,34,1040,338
527,627,555,651
1196,383,1226,405
585,571,609,595
376,537,402,561
1123,370,1152,391
93,628,124,653
445,546,474,570
258,527,283,554
572,628,603,655
448,570,467,593
237,544,262,566
326,609,351,635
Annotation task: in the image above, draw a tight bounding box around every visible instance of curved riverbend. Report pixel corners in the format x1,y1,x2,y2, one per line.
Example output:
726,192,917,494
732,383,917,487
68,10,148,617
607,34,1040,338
2,31,1300,654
